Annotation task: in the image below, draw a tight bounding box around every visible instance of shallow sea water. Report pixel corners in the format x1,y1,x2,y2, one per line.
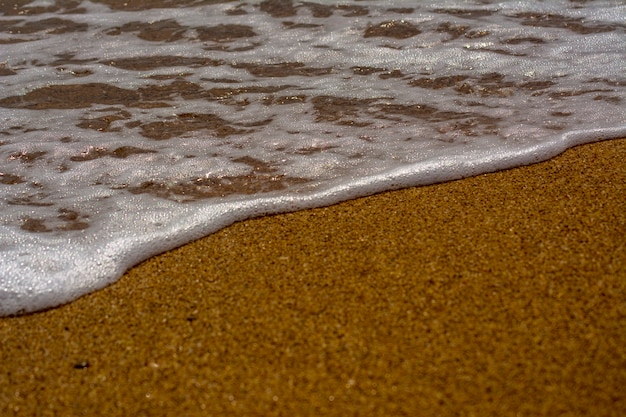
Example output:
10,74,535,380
0,0,625,315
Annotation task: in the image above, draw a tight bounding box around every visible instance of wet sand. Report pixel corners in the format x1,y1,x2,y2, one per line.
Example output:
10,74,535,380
1,138,625,416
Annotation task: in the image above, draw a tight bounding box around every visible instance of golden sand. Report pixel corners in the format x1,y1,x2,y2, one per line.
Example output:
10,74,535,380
1,139,625,416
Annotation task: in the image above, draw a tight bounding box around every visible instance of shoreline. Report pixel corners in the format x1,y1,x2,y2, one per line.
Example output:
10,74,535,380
1,138,625,416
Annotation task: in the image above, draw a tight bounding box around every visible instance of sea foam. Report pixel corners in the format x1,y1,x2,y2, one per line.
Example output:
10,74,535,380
1,0,625,315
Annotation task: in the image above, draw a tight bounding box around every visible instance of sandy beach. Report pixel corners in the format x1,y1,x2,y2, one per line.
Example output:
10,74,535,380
1,138,625,416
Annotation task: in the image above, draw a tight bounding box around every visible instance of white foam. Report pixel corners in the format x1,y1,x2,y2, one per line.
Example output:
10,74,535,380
1,0,625,315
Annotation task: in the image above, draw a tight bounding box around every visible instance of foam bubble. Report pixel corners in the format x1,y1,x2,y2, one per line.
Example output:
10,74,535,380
1,0,625,315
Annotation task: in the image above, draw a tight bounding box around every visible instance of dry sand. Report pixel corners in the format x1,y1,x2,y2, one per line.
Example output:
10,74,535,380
1,138,625,416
